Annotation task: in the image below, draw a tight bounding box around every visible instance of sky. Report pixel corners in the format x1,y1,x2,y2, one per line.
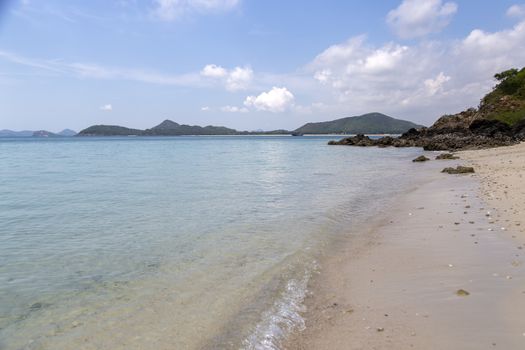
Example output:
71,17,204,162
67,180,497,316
1,0,525,132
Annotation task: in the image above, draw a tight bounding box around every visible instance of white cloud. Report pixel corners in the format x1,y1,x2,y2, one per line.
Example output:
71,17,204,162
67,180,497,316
309,17,525,123
221,105,249,113
362,44,408,73
460,21,525,71
507,4,525,18
69,62,204,86
0,51,255,91
201,106,210,111
200,64,253,91
424,72,451,95
100,104,112,111
200,64,227,78
226,66,253,91
387,0,458,39
244,87,294,113
152,0,239,21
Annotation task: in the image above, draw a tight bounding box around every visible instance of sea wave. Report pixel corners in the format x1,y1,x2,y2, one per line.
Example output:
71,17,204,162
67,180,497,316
242,263,315,350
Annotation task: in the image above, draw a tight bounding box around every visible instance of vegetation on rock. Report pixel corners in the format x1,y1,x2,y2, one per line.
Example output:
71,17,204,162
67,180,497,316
481,68,525,125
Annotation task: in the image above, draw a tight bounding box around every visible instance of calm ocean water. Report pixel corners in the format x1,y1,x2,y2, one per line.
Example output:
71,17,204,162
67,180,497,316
0,136,426,349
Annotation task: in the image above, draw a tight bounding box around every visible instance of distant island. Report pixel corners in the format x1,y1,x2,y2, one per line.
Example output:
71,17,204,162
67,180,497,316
293,113,423,135
0,129,77,137
1,113,423,137
74,113,421,137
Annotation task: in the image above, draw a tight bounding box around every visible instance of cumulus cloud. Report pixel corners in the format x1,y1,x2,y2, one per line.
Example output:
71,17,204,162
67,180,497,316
387,0,458,39
200,64,227,78
100,104,112,111
507,4,525,18
309,17,525,122
153,0,239,21
424,72,451,95
221,105,249,113
200,64,253,91
244,87,294,112
226,66,253,91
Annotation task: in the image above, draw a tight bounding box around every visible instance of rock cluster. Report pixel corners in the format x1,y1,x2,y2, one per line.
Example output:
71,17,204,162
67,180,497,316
328,116,525,151
441,166,475,174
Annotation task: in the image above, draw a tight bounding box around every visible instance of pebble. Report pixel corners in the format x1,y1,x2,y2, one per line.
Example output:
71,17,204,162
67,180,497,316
456,289,470,296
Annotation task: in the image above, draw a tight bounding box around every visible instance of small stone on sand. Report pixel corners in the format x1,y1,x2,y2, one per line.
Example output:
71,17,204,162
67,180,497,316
456,289,470,296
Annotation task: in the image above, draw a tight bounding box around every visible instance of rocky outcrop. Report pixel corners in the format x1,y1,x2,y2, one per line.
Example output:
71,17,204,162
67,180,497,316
431,108,481,132
328,115,519,151
329,68,525,151
413,156,430,162
441,166,475,174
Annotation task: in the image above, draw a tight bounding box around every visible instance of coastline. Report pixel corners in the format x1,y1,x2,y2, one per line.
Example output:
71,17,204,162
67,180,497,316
285,143,525,349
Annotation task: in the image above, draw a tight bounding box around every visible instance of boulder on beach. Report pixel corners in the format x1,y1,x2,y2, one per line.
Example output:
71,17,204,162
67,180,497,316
441,166,475,174
413,155,430,162
436,153,460,160
456,289,470,296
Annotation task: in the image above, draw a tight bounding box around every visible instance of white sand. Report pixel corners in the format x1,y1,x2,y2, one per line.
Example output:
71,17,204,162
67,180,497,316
286,144,525,349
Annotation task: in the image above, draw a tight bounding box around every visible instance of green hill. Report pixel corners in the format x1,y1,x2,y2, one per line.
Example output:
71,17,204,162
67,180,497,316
479,68,525,125
142,120,238,136
293,113,423,134
78,125,142,136
78,120,256,136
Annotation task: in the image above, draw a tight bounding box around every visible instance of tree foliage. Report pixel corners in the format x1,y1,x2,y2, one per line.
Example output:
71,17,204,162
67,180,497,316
493,67,525,96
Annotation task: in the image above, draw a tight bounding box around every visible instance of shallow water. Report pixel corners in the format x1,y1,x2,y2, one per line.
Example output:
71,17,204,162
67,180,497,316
0,136,426,349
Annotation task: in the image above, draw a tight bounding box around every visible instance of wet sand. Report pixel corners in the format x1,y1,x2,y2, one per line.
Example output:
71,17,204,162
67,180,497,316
286,144,525,349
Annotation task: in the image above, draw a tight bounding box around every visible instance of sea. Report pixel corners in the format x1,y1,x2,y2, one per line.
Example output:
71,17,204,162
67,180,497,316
0,136,427,349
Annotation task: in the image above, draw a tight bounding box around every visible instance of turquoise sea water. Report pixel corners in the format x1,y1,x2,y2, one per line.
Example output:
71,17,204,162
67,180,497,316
0,136,426,349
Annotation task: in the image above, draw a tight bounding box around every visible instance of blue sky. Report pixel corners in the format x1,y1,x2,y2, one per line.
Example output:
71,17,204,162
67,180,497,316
1,0,525,132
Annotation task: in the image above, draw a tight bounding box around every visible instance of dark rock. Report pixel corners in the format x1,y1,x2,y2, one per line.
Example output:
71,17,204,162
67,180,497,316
413,155,430,162
513,119,525,141
441,166,475,174
430,108,480,133
469,119,513,137
30,302,43,310
328,134,377,146
436,153,459,160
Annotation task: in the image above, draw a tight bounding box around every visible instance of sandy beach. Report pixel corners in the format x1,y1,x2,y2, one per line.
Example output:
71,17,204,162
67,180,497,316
286,143,525,349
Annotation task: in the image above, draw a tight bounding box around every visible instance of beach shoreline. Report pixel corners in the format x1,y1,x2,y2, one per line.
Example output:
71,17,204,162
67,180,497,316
285,143,525,349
